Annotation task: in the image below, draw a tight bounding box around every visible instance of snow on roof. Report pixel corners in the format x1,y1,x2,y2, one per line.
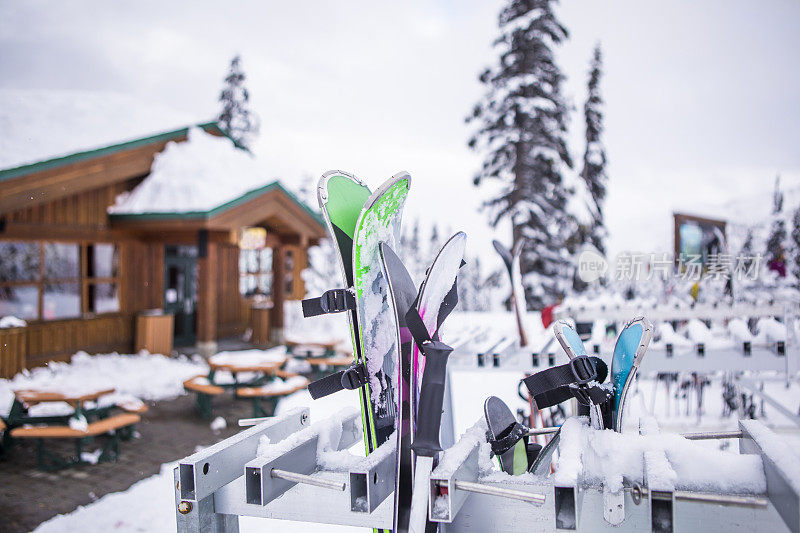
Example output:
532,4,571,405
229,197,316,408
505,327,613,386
677,184,800,228
109,128,275,215
0,89,197,171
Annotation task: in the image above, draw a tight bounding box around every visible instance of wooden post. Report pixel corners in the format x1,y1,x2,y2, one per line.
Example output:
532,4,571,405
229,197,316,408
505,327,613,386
197,240,218,355
271,243,286,343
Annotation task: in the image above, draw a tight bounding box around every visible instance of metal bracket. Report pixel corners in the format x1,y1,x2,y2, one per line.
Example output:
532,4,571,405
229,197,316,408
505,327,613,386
350,442,397,513
244,409,360,506
178,407,309,501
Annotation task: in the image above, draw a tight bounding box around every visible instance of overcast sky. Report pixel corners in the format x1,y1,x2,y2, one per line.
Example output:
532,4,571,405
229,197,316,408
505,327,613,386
2,0,799,260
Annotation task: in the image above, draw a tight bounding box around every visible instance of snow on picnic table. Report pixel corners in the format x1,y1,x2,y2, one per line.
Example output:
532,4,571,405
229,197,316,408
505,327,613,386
0,351,206,418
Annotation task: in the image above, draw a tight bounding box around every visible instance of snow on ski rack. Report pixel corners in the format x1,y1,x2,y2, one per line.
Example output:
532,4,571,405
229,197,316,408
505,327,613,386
447,303,798,376
173,407,800,532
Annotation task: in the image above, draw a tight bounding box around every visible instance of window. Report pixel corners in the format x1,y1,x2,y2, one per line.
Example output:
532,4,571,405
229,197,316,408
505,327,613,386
239,247,272,298
0,241,121,321
86,243,119,313
0,242,41,319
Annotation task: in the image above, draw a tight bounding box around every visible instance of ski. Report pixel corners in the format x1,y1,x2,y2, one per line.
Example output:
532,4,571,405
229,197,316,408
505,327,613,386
314,170,374,448
406,232,466,533
552,319,606,430
379,243,417,532
484,396,540,475
611,316,654,432
351,172,411,449
410,232,467,444
492,239,528,347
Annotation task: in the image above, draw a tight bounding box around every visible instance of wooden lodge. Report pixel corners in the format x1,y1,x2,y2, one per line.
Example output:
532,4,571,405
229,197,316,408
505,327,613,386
0,122,326,378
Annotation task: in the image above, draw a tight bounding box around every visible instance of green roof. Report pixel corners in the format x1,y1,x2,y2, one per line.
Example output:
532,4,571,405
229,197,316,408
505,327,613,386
0,121,240,183
109,180,324,227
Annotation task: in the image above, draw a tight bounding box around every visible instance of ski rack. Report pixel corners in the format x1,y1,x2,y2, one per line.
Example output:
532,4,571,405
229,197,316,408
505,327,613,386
174,408,800,532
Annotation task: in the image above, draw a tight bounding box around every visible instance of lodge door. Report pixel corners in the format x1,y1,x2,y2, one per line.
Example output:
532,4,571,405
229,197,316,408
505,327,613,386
164,245,198,346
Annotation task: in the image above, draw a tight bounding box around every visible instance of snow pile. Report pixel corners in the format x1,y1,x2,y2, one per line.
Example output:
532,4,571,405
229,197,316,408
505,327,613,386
110,128,272,214
0,316,26,328
728,318,754,342
0,89,193,170
432,418,494,479
210,416,227,433
256,405,361,463
0,351,206,417
553,417,766,494
754,317,787,343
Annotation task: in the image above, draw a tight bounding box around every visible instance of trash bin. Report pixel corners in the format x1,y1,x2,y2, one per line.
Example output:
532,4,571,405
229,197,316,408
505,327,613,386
135,310,174,355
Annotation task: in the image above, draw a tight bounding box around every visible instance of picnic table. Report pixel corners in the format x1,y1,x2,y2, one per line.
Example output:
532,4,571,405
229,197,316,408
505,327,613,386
2,386,145,470
183,349,305,419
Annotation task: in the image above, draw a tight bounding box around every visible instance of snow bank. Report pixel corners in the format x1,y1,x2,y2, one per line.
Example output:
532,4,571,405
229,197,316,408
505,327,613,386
0,316,26,328
0,351,206,417
110,128,273,214
554,417,766,494
0,89,193,170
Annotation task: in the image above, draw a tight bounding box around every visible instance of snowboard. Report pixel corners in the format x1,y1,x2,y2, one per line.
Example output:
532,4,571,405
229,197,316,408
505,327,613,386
379,243,417,532
484,396,539,475
352,172,411,450
492,239,528,347
610,316,654,432
406,232,466,533
553,319,606,430
316,170,374,447
410,232,466,441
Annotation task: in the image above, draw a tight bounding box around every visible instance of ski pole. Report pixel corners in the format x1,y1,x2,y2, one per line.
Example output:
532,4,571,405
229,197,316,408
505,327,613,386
408,338,454,533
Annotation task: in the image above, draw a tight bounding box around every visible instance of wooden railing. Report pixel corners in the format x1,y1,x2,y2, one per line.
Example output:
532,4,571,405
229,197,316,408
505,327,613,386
0,314,132,378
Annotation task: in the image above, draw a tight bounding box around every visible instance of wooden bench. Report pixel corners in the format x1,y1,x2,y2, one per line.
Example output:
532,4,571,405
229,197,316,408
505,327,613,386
235,375,309,417
10,413,141,471
183,376,225,420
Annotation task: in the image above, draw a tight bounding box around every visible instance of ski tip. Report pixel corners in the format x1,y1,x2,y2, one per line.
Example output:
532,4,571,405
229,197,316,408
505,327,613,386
390,170,412,186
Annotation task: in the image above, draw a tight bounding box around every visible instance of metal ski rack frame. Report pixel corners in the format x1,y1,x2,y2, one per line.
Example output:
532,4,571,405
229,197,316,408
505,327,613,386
174,407,800,533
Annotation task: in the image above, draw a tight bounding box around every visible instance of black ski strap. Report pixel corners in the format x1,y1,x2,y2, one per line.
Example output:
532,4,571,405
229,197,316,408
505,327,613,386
521,356,611,408
307,361,367,399
302,288,355,318
487,421,529,457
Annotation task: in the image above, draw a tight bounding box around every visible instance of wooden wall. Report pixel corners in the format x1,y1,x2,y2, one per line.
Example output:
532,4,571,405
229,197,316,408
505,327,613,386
4,178,137,228
0,315,132,377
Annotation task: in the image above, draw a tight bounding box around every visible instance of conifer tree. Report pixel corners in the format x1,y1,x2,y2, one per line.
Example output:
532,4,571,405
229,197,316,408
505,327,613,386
791,206,800,286
467,0,575,308
218,55,259,149
766,175,786,276
580,44,608,255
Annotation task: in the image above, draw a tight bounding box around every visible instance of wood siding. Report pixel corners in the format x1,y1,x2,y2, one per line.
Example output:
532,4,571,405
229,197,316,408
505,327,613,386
122,241,163,314
216,243,247,338
4,178,138,228
22,315,132,372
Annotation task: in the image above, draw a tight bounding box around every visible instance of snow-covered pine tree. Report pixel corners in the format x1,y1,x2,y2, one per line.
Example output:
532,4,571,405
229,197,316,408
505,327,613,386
766,175,787,277
218,55,260,149
792,206,800,287
458,255,502,311
399,218,426,283
579,44,608,255
428,223,444,264
467,0,575,309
